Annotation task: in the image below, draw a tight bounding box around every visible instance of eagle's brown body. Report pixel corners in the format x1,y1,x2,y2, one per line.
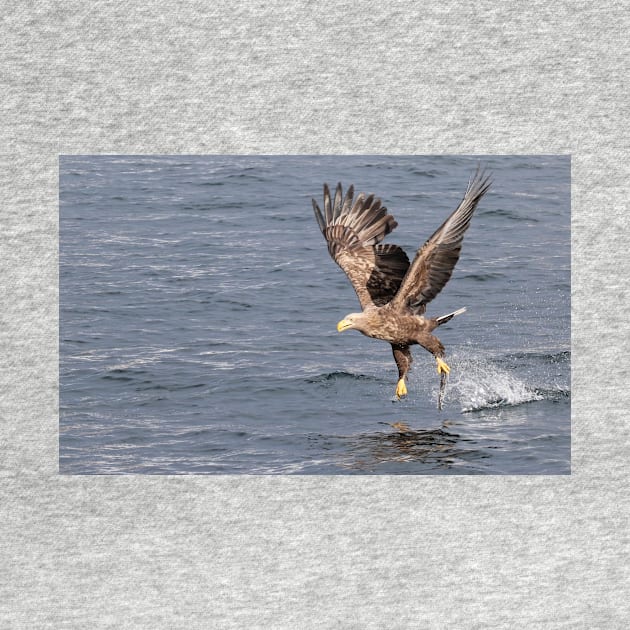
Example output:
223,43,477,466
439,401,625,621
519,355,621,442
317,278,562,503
312,169,491,404
348,306,441,350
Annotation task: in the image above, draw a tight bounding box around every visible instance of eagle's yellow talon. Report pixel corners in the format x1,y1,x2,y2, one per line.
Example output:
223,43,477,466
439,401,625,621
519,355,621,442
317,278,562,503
436,357,451,375
395,378,408,398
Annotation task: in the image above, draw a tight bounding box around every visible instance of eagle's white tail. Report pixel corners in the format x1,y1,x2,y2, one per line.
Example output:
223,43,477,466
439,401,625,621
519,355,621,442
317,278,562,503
435,307,466,326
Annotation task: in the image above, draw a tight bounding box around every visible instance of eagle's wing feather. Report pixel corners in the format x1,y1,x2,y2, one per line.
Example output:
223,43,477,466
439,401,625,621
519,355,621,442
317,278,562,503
392,168,492,314
313,183,410,309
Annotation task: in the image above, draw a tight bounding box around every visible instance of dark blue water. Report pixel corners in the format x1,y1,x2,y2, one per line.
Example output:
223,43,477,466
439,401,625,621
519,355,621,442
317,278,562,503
60,155,570,474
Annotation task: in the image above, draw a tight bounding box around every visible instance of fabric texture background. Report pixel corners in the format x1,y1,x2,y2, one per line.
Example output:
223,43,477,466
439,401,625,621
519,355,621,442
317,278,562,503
1,1,628,627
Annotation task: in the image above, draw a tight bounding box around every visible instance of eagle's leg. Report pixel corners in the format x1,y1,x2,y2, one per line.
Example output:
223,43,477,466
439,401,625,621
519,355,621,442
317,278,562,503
391,344,413,400
418,333,450,373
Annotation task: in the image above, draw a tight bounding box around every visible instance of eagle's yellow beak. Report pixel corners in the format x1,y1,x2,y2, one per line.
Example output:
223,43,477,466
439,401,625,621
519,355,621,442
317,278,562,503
337,319,352,332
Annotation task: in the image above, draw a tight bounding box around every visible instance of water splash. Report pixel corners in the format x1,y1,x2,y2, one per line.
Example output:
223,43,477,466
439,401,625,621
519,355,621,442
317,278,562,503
445,356,544,412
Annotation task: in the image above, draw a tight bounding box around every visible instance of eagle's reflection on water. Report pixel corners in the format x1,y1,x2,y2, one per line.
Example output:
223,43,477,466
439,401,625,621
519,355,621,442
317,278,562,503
313,421,490,473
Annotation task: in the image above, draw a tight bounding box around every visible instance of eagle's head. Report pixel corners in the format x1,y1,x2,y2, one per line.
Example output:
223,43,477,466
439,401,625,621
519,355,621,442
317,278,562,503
336,312,368,333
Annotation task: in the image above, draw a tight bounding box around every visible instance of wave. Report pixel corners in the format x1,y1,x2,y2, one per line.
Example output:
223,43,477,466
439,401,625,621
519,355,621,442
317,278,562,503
407,168,443,178
305,371,381,384
479,208,537,222
458,272,505,282
532,386,571,401
505,350,570,364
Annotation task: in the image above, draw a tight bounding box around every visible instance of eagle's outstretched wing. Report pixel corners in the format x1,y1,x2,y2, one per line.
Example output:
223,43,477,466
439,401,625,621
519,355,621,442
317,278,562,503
391,168,492,315
313,183,410,309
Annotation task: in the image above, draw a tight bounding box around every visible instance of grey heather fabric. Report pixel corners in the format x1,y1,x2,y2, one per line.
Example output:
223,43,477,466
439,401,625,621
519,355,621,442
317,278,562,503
1,1,628,627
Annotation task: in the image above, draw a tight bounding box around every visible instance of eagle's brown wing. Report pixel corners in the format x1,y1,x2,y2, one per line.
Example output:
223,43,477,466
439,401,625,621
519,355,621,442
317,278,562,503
313,183,410,309
391,168,492,315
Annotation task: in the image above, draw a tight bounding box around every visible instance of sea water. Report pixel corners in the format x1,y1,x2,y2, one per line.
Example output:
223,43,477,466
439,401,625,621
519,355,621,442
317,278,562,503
60,155,570,474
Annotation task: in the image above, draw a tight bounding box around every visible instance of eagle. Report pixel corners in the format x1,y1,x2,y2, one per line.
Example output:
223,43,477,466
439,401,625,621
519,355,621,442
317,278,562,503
312,168,491,406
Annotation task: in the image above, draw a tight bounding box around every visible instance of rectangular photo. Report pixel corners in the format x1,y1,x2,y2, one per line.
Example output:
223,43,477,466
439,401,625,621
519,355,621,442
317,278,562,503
60,155,570,474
